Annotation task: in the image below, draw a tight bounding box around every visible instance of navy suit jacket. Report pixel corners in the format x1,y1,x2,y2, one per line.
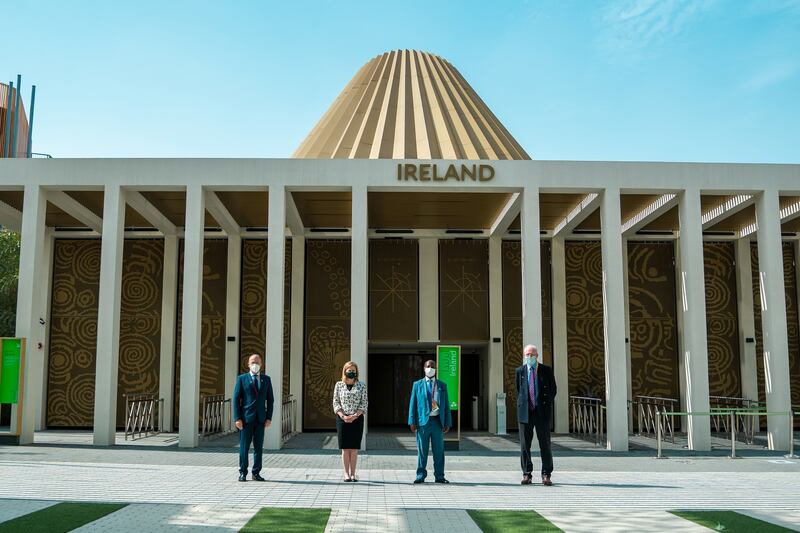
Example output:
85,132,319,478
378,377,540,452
407,378,453,428
515,363,557,424
233,372,274,424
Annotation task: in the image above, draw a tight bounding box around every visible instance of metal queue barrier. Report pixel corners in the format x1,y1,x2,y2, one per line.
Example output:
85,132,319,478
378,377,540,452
569,396,605,446
124,393,163,441
282,394,297,442
200,394,231,438
634,395,678,444
654,409,799,460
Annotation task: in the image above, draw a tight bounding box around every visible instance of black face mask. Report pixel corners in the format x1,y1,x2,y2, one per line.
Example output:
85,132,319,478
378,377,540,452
345,371,357,379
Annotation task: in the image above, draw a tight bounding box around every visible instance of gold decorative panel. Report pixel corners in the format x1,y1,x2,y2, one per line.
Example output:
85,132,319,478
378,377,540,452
47,240,101,427
369,239,418,341
304,240,351,430
627,242,679,400
174,239,228,429
439,240,489,341
703,242,741,397
239,239,292,396
565,241,605,399
47,239,164,428
501,241,552,428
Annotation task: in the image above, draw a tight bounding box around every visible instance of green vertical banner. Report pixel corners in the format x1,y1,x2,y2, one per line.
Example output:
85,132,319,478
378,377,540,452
0,338,23,404
436,345,460,410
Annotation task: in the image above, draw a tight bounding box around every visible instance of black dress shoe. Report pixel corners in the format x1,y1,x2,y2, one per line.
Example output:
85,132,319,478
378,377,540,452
434,478,450,484
238,474,247,482
252,474,266,481
413,478,425,484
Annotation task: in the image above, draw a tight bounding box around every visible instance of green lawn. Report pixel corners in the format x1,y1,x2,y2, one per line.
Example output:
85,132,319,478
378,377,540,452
240,507,331,533
467,510,563,532
0,502,127,533
671,510,796,532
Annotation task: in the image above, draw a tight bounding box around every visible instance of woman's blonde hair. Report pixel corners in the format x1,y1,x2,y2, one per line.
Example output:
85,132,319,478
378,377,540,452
341,361,359,382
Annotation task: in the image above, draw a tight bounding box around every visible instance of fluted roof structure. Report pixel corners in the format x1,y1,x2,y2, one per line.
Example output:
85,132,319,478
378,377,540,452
293,50,530,160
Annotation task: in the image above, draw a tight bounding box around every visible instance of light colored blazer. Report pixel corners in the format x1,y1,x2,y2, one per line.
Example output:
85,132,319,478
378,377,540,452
332,381,368,416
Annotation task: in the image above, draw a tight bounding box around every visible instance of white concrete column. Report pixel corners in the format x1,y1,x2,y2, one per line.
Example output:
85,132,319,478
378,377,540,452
224,234,242,430
520,186,542,349
178,184,205,448
14,185,48,444
35,229,54,431
674,238,688,431
289,235,305,432
158,234,178,432
351,184,368,450
551,235,569,433
487,236,504,434
755,189,793,451
418,238,439,342
92,185,126,446
89,192,122,439
600,187,629,451
735,237,758,403
677,188,712,451
264,186,287,450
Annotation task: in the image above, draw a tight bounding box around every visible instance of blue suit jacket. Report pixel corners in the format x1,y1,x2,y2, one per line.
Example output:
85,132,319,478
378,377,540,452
407,378,453,428
233,372,274,424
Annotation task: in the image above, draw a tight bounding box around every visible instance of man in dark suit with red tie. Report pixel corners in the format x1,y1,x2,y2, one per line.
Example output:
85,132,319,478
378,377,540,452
515,344,557,486
233,353,274,482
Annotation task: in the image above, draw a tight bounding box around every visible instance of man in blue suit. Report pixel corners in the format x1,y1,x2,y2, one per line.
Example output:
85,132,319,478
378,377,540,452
233,353,274,482
408,359,452,484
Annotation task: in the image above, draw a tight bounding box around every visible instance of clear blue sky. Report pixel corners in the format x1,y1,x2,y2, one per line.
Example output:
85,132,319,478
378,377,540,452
4,0,799,162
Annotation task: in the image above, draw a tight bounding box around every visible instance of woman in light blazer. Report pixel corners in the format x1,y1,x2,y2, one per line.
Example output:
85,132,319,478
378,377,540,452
332,361,368,482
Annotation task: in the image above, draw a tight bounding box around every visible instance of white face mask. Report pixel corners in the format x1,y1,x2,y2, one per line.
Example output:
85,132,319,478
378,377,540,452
425,367,436,378
249,363,261,374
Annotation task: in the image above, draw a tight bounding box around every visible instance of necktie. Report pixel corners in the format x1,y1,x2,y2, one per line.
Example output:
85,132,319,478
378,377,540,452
427,380,433,405
528,366,536,409
253,375,260,392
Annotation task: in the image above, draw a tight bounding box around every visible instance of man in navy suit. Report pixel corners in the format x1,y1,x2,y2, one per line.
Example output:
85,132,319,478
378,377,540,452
233,353,274,482
408,359,452,484
516,344,557,486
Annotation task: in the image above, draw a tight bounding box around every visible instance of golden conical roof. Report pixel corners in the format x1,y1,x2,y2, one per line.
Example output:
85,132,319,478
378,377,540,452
293,50,530,160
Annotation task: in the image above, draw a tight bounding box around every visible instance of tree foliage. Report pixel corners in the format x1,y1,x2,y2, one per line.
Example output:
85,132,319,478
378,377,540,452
0,229,20,336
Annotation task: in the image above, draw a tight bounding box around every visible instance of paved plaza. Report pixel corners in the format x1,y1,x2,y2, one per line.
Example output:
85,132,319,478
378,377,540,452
0,431,799,531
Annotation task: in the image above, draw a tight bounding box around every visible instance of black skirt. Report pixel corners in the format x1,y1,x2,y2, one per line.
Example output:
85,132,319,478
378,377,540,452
336,414,364,449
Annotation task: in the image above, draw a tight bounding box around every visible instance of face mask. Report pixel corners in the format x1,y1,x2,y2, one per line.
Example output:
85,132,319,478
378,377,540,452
425,367,436,378
345,371,357,379
249,363,261,374
524,356,537,368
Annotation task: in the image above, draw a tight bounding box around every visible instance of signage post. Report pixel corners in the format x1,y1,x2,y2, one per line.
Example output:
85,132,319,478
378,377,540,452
0,337,26,441
436,344,460,450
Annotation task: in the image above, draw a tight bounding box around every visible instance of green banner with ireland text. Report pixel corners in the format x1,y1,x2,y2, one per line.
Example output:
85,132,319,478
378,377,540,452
436,345,460,411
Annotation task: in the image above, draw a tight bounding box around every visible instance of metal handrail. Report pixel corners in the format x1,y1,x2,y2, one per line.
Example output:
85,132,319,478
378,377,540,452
282,394,297,442
569,396,604,446
709,396,760,444
124,393,162,440
634,395,678,443
654,409,799,459
200,394,230,438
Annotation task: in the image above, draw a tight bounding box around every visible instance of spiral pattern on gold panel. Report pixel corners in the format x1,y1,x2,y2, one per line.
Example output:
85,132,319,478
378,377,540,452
627,242,679,401
304,240,351,430
566,241,606,399
293,50,530,160
751,243,800,424
239,239,292,397
47,240,164,428
47,240,101,427
501,241,552,427
703,242,741,397
173,239,227,429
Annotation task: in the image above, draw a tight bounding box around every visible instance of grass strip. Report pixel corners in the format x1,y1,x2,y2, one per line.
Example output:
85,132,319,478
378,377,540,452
671,510,796,532
240,507,331,533
0,502,127,533
467,509,563,532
